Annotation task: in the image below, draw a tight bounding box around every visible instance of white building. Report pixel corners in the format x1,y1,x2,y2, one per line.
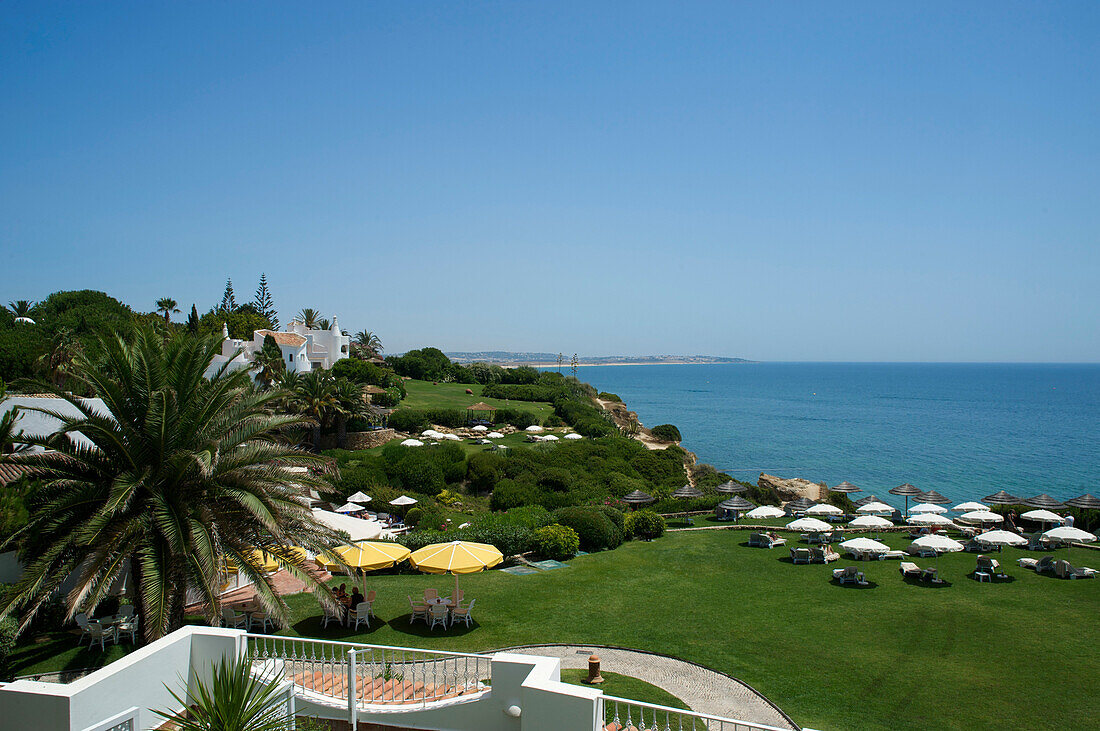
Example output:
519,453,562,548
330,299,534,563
205,317,351,379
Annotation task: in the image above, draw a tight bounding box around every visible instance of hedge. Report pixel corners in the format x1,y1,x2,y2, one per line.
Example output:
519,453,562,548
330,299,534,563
533,524,580,560
551,506,623,551
625,510,666,540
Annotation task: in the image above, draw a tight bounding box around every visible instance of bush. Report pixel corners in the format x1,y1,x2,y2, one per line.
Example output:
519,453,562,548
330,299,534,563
537,467,574,492
482,383,568,403
490,479,536,511
533,524,580,560
388,409,430,434
466,452,505,493
495,409,539,429
543,414,564,428
650,424,682,442
596,505,626,535
575,419,616,438
598,392,622,402
454,524,533,557
330,358,390,386
371,387,402,408
404,507,424,526
502,505,553,529
625,510,666,540
0,616,17,669
551,506,622,551
394,454,445,496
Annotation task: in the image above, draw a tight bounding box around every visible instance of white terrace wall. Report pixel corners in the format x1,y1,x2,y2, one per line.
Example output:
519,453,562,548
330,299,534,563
0,626,242,731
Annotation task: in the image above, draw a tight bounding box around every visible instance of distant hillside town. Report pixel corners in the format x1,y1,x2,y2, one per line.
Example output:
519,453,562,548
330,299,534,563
445,351,752,366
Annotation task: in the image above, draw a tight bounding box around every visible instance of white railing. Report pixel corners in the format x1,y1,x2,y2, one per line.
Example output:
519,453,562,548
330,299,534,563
244,634,491,725
78,706,138,731
598,695,794,731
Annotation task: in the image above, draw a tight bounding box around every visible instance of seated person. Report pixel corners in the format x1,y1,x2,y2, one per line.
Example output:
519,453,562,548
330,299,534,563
335,584,350,606
350,588,364,608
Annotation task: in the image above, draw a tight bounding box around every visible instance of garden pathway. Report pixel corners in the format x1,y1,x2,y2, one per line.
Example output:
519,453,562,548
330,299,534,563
498,644,799,730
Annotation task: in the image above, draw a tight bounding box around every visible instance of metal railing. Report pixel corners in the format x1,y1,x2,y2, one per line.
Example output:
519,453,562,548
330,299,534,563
79,706,138,731
244,634,491,724
598,695,794,731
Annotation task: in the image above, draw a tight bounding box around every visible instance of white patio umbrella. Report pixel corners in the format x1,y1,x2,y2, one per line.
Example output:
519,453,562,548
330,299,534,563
563,433,584,440
1041,526,1096,545
806,503,844,516
746,505,786,519
857,502,895,515
471,425,489,432
400,439,424,447
907,513,955,526
958,510,1003,525
421,430,441,438
911,534,964,553
953,501,987,513
910,503,948,514
441,433,462,441
486,431,505,439
525,425,544,433
849,515,893,529
335,501,366,513
347,491,372,504
786,517,832,532
1021,509,1064,526
975,530,1027,547
839,537,890,559
542,434,560,441
389,495,419,507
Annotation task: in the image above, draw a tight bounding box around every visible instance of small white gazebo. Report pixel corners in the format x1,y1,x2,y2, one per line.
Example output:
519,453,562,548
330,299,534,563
563,433,584,440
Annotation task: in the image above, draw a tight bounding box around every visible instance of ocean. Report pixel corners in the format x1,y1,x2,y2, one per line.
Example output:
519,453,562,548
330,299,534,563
570,363,1100,508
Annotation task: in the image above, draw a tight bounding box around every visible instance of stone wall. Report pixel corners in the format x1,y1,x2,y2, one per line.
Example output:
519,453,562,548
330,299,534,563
319,429,395,451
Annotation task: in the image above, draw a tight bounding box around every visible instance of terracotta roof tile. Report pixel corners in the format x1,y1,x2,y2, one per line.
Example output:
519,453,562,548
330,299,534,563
254,330,307,347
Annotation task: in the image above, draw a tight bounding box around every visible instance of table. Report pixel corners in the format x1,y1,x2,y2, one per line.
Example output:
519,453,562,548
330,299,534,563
426,597,454,608
975,571,991,582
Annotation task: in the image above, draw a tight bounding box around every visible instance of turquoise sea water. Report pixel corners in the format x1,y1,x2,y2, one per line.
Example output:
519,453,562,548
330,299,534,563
572,363,1100,508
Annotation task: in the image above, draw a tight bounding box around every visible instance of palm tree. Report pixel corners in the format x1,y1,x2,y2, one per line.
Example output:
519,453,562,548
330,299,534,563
251,347,286,390
0,379,29,455
354,330,383,357
296,308,321,330
332,378,366,449
6,300,36,319
292,370,336,450
156,297,180,324
0,326,346,642
317,318,332,332
34,327,82,388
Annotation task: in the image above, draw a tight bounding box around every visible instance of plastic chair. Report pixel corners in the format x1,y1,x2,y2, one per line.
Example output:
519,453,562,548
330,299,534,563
450,599,476,628
321,604,344,628
249,611,274,633
85,621,110,651
116,605,135,619
350,601,371,630
365,590,377,618
114,618,138,644
221,606,247,630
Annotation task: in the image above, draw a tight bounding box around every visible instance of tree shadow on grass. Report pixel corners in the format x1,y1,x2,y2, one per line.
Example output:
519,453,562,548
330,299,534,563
386,613,480,639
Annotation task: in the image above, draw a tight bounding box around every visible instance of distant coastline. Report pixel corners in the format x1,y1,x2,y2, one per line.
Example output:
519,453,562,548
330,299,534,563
446,352,753,367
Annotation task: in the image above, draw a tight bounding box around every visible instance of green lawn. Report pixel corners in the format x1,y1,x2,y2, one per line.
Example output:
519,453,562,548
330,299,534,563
401,380,555,421
273,531,1097,731
12,532,1098,730
559,670,693,725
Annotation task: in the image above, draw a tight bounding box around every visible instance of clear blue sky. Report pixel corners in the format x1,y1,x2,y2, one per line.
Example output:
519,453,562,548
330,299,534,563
2,2,1098,361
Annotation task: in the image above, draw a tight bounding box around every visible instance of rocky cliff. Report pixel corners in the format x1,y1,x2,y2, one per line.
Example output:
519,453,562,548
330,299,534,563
758,473,828,502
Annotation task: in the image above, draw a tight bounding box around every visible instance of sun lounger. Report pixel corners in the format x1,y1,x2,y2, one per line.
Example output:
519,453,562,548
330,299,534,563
1034,555,1056,574
1026,533,1054,551
975,555,1007,579
750,533,786,548
833,566,868,586
1016,557,1039,570
899,561,921,578
884,550,905,560
1054,560,1096,579
791,547,812,564
907,545,938,558
811,546,840,564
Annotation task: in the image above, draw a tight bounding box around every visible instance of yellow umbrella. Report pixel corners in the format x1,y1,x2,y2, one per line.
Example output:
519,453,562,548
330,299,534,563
317,541,411,572
409,540,503,597
250,547,309,573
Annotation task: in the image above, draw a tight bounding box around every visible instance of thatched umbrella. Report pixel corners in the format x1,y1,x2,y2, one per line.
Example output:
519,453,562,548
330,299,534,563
717,496,755,520
786,496,816,513
465,401,497,424
829,481,861,494
853,494,884,507
1066,494,1100,510
889,483,923,517
982,490,1022,506
716,480,748,494
1023,494,1067,511
622,489,656,510
918,490,951,505
672,484,704,500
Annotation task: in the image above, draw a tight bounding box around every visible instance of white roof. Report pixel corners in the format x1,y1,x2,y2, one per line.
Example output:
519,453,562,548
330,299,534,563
806,503,843,516
1020,509,1063,524
440,433,461,441
839,537,890,552
857,502,894,515
311,508,384,541
849,515,893,529
541,434,559,441
1042,526,1097,543
975,530,1027,546
786,517,832,532
911,534,964,552
421,430,441,437
910,503,948,514
745,505,786,519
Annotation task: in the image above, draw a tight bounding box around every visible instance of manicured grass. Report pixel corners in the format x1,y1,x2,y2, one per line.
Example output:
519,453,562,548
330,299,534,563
559,670,693,725
271,530,1098,731
4,631,139,678
401,380,555,421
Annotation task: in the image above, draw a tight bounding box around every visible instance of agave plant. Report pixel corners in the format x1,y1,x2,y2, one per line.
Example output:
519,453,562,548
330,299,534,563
156,656,292,731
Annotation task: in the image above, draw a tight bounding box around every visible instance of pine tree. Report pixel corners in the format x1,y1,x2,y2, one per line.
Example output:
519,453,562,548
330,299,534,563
186,304,199,333
253,273,279,329
219,278,237,313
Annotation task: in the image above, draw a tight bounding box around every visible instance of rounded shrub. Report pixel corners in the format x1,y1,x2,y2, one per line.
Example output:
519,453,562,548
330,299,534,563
537,467,574,492
598,392,623,402
625,510,666,540
533,524,580,560
649,424,682,442
467,452,505,493
490,479,536,511
404,507,424,527
551,506,622,551
0,616,17,668
543,414,565,428
388,409,430,434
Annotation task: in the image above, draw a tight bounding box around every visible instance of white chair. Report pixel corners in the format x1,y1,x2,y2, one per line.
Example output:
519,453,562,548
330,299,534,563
116,605,135,619
424,588,439,602
321,604,344,628
365,590,377,618
249,611,274,633
350,601,371,630
221,606,247,630
408,596,428,625
114,617,137,644
75,613,93,646
449,599,476,628
428,604,449,631
84,621,110,651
